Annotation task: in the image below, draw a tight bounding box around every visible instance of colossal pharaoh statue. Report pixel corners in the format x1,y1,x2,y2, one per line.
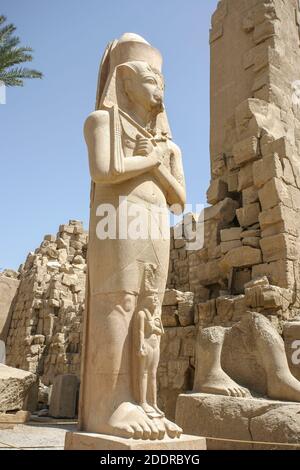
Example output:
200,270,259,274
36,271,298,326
78,33,186,440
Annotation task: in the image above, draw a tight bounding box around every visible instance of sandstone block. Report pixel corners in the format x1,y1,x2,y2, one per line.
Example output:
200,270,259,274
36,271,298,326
260,234,298,262
242,186,259,205
220,246,262,274
221,240,242,254
253,154,282,188
258,178,292,210
233,136,259,166
236,203,260,228
49,374,78,418
0,365,36,413
220,227,242,242
259,205,299,236
238,163,254,191
206,178,228,205
204,198,239,227
252,260,295,288
197,260,221,286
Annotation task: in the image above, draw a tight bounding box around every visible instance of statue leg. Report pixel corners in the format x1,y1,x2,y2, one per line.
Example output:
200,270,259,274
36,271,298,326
148,343,165,417
249,313,300,402
193,326,250,397
79,292,162,440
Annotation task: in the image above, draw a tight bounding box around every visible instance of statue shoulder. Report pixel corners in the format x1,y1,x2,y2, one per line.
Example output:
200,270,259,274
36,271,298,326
169,140,182,158
84,110,110,133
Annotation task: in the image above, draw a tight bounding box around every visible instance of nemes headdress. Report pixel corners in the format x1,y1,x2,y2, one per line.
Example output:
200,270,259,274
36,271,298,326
94,33,172,174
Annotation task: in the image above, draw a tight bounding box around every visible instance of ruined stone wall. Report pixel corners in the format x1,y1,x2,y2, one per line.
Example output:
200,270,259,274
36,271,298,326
174,0,300,333
5,221,87,386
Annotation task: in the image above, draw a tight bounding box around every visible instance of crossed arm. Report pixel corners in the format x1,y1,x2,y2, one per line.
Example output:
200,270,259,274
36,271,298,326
84,111,186,213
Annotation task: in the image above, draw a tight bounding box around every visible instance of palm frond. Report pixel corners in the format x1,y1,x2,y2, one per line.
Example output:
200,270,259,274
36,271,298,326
0,67,42,87
0,15,42,87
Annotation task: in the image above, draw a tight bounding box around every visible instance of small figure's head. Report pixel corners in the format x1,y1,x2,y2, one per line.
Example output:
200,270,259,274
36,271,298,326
118,61,164,116
142,292,160,313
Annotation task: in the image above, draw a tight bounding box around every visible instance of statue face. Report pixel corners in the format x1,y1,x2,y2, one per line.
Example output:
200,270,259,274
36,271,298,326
143,293,160,312
124,66,164,114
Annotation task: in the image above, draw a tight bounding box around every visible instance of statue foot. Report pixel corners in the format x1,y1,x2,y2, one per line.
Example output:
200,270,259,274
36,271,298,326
162,417,182,438
153,404,165,418
268,373,300,402
106,402,165,440
199,370,251,398
140,403,162,419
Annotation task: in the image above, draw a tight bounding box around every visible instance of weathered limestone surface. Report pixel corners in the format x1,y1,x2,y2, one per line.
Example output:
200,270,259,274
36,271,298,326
0,364,36,413
176,394,300,450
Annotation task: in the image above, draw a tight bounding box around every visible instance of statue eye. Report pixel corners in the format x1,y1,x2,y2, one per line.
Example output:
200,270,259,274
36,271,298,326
145,77,156,85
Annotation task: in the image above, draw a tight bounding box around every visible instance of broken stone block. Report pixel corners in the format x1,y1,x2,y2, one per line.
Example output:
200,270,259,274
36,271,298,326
236,203,260,228
260,234,299,262
49,374,78,418
245,283,284,310
233,136,259,166
0,365,36,413
220,227,242,242
163,290,190,306
204,198,239,227
220,246,262,274
206,178,228,205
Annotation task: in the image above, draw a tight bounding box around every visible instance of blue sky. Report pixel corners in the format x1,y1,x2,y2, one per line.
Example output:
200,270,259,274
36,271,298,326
0,0,217,270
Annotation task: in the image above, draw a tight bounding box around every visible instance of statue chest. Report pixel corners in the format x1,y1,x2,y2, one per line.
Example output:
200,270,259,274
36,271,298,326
120,115,173,172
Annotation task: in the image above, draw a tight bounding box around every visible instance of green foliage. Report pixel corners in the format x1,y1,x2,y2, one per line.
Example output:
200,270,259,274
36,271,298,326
0,15,42,87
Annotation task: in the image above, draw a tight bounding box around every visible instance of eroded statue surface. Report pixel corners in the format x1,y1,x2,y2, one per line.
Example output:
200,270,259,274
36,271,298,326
78,33,186,440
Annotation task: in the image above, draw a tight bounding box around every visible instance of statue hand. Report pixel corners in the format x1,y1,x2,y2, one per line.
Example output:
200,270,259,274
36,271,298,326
138,343,147,357
134,136,154,156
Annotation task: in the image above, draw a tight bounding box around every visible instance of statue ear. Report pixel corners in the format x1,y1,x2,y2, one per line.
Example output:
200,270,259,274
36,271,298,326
118,65,135,93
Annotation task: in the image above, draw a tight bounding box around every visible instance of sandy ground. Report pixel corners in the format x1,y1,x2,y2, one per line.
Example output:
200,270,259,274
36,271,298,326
0,421,77,450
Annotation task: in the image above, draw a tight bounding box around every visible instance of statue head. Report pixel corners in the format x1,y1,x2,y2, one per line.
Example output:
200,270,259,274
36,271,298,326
143,292,160,313
119,61,164,117
95,33,171,138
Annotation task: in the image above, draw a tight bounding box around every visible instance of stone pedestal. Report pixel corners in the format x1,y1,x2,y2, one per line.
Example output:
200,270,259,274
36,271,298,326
64,432,206,451
176,393,300,450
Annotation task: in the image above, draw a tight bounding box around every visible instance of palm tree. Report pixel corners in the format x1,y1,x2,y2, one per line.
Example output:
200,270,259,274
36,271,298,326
0,15,42,87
